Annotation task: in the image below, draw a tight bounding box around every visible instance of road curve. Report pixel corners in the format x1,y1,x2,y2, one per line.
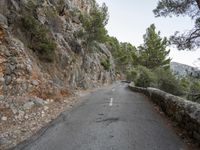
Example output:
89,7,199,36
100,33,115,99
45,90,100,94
13,83,190,150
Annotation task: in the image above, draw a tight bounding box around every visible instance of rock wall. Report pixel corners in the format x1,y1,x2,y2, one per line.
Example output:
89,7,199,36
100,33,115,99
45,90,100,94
0,0,115,148
128,84,200,144
0,0,115,101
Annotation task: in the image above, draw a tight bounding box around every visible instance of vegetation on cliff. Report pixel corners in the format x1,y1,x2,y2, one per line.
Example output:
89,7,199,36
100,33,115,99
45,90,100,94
19,1,56,62
78,3,109,51
21,16,56,62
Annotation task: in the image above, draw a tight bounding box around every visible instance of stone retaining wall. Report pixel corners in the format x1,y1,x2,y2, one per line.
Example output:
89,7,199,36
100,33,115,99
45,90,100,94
128,84,200,144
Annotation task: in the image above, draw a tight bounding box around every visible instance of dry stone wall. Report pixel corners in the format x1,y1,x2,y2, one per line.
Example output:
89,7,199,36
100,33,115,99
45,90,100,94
128,84,200,144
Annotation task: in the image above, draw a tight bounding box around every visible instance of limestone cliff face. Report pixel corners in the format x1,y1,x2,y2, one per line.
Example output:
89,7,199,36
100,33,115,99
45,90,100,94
0,0,115,100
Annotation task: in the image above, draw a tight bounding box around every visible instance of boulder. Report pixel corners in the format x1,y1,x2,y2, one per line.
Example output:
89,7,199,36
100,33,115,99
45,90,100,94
23,101,34,110
31,80,39,86
4,75,12,85
32,97,45,106
0,137,9,145
1,116,7,121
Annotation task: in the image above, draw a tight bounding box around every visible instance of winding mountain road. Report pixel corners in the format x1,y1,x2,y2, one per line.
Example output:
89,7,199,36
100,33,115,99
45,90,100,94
13,83,190,150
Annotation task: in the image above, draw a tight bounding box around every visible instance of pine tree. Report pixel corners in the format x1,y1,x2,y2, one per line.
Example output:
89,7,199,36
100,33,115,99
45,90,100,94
154,0,200,50
79,3,108,51
138,24,171,69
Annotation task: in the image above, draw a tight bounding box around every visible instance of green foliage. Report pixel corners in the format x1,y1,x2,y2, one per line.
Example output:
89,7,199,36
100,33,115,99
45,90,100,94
135,66,156,88
179,78,190,93
153,0,200,50
21,0,37,15
45,7,57,19
154,68,184,96
101,58,111,70
127,66,185,96
56,0,65,14
187,80,200,102
78,3,108,50
21,16,56,62
138,24,171,69
126,68,138,81
119,42,138,66
153,0,198,18
106,36,138,74
106,36,121,54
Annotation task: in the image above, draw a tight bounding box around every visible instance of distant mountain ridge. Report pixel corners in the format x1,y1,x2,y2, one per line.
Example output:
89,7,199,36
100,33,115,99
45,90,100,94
170,62,200,77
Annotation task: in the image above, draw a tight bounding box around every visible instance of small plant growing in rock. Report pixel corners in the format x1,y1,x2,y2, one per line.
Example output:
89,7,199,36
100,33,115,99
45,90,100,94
101,58,111,71
21,16,56,62
57,0,67,16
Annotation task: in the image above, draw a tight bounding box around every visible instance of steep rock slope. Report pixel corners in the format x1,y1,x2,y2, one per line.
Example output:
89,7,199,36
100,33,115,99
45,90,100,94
0,0,115,100
170,62,200,77
0,0,115,148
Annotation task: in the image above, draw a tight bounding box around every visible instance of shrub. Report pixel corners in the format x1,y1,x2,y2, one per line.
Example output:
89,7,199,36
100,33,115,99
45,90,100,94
55,0,65,15
132,66,184,96
187,80,200,102
135,66,156,88
101,58,111,70
179,78,190,93
21,16,56,62
155,68,183,96
78,3,108,51
126,68,138,81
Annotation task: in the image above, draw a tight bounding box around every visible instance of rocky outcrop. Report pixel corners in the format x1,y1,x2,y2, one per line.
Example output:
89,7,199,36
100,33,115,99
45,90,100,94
170,62,200,77
0,0,115,100
128,84,200,144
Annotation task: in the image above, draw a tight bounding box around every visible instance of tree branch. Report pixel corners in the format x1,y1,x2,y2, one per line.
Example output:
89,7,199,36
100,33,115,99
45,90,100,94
196,0,200,9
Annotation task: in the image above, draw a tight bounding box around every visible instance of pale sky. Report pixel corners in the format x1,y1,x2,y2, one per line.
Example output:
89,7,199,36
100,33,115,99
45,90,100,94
96,0,200,68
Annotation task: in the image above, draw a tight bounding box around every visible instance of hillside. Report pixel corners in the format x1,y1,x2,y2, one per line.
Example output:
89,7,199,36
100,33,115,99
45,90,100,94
170,62,200,77
0,0,116,99
0,0,116,149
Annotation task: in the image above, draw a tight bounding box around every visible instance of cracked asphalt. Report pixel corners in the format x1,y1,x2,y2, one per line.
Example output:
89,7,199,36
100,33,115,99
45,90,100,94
13,83,190,150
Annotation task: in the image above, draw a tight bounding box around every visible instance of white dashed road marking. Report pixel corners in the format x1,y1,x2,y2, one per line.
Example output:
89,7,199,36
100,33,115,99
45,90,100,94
109,98,113,106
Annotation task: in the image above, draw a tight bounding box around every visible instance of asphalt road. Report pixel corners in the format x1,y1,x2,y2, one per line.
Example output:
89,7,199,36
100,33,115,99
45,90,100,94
14,83,190,150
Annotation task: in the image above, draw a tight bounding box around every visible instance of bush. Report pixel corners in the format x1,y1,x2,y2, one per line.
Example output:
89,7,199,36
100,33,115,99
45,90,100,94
187,80,200,102
155,68,183,96
78,3,108,51
135,66,156,88
126,68,138,81
129,66,184,96
101,58,111,70
21,16,56,62
179,78,190,93
55,0,65,14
